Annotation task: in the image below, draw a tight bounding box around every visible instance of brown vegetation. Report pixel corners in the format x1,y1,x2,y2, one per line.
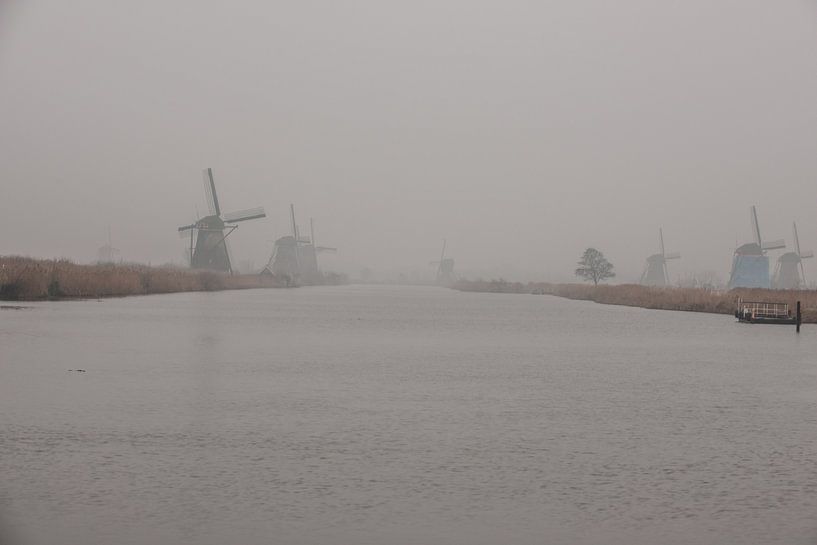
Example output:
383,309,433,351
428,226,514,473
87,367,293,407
0,256,286,300
454,279,817,323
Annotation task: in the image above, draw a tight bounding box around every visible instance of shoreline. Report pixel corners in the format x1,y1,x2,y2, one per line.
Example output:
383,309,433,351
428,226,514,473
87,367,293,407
453,279,817,323
0,256,288,301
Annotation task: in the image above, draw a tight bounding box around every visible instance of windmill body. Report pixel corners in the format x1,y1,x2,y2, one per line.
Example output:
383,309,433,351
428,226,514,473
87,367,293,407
772,222,812,289
178,168,266,274
727,206,785,289
266,235,300,279
189,215,230,270
437,258,455,284
639,228,679,287
640,254,669,286
728,243,769,289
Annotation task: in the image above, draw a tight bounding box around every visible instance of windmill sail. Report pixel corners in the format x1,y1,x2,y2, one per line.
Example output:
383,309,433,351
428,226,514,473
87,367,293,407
202,168,221,216
751,206,761,247
761,239,786,251
310,218,337,253
223,207,266,223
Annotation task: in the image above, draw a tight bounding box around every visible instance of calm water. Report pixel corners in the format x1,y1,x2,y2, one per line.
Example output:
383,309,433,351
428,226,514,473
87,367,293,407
1,285,816,545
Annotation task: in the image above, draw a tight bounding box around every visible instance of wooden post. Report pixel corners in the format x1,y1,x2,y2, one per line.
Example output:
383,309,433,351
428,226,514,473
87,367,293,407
796,301,801,333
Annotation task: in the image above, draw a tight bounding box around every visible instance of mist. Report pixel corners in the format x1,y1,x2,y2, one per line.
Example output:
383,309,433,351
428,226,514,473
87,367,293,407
1,0,816,283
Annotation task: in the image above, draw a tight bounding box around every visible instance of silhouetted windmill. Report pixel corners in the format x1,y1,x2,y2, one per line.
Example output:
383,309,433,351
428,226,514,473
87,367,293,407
429,240,455,285
264,204,310,281
727,206,785,289
309,218,337,271
639,228,680,286
773,222,813,289
97,226,120,263
178,168,266,274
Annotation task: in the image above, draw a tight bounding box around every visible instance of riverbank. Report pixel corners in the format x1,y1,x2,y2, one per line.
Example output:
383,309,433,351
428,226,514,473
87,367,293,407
454,279,817,323
0,256,286,300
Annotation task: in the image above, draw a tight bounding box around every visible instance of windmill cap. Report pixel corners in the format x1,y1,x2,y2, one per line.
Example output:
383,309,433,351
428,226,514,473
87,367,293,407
735,242,763,255
778,252,802,262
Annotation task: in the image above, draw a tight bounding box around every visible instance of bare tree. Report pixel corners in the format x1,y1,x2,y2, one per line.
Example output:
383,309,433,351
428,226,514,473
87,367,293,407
575,248,615,286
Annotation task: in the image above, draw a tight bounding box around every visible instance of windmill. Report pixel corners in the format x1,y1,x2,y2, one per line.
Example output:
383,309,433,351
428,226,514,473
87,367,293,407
290,204,319,281
264,204,316,282
309,218,337,272
639,228,680,286
773,222,813,289
429,239,455,285
178,168,266,274
727,205,785,289
97,226,120,263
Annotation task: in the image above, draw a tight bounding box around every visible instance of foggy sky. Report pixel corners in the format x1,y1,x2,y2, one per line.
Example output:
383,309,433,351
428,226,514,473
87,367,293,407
1,0,816,282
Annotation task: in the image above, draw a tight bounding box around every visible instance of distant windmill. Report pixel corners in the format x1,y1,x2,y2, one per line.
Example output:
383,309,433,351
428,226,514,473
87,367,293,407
429,239,455,285
290,204,319,280
639,228,680,286
773,222,813,289
727,205,785,289
177,168,266,274
264,204,335,284
309,218,337,271
97,226,120,263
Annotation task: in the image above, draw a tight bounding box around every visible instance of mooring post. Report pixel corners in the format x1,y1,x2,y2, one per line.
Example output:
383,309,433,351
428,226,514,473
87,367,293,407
796,301,801,333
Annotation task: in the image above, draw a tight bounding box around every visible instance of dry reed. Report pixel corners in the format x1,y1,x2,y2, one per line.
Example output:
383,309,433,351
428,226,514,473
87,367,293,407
0,256,285,300
454,279,817,323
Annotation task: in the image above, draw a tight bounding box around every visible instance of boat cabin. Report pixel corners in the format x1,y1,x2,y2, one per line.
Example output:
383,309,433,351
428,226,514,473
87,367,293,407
735,300,797,324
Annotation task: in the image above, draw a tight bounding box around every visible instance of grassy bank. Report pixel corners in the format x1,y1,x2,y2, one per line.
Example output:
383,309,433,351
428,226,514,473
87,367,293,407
454,279,817,323
0,256,286,300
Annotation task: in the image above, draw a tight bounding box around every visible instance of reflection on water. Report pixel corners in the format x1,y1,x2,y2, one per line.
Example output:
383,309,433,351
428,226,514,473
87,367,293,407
1,286,816,545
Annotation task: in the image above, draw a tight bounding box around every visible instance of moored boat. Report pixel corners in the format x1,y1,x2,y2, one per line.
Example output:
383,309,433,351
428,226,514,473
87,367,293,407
735,299,798,325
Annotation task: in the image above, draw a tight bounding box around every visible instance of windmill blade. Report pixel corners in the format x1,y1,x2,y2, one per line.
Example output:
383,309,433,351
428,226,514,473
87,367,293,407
800,250,814,259
659,228,665,257
761,239,786,251
290,204,298,239
309,219,336,252
178,223,197,232
664,252,681,260
202,168,221,217
224,236,234,275
793,222,802,256
750,206,761,246
223,207,266,223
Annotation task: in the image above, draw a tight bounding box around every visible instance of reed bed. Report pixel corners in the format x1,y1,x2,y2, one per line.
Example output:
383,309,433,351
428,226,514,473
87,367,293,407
0,256,285,300
454,279,817,323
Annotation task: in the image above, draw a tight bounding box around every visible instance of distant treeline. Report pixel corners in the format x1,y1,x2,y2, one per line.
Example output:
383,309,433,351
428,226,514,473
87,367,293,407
0,257,286,300
454,279,817,323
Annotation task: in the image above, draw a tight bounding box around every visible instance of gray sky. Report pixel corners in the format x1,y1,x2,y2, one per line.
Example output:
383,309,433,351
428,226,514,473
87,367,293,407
1,0,816,282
